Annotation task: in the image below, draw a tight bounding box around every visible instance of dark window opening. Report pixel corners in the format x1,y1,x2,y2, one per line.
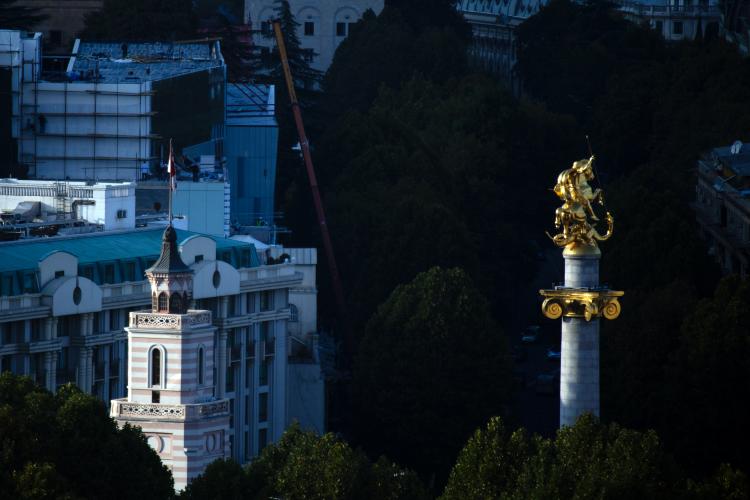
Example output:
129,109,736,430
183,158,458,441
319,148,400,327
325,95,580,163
198,347,204,385
673,21,683,35
152,391,160,403
158,293,168,312
151,348,161,387
336,22,346,37
103,264,115,284
55,270,65,279
304,22,315,36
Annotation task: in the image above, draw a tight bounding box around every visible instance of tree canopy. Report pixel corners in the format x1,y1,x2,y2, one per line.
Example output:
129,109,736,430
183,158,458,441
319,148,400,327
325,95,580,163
0,373,173,499
0,0,46,31
353,267,512,484
442,414,748,500
181,424,428,500
80,0,196,41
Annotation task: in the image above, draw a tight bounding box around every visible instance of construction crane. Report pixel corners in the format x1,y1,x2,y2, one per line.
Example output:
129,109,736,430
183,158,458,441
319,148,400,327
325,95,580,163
272,21,350,353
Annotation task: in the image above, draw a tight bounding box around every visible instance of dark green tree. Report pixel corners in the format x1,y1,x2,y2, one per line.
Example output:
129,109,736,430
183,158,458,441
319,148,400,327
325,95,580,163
660,276,750,474
0,373,173,499
516,0,664,126
182,424,428,500
0,0,46,31
442,414,681,500
179,459,255,499
353,267,512,484
80,0,196,41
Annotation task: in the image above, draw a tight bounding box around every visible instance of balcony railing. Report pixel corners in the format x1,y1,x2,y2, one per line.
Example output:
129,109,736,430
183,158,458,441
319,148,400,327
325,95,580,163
110,398,230,421
129,310,212,330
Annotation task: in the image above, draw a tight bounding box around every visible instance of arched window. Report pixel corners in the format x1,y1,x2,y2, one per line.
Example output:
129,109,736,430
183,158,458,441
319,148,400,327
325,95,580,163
158,292,168,312
169,293,182,314
197,346,205,385
149,346,165,388
290,304,299,322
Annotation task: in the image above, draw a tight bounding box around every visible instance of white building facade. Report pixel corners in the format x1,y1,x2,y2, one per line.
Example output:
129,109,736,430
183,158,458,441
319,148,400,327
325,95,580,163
0,227,324,489
246,0,384,73
0,178,136,231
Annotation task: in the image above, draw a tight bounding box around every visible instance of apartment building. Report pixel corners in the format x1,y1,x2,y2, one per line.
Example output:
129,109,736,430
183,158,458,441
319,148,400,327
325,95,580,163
0,227,324,468
693,142,750,277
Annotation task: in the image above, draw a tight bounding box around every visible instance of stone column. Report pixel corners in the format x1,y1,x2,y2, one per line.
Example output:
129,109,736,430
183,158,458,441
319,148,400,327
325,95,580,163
78,347,93,393
44,351,58,392
560,249,600,428
216,329,228,398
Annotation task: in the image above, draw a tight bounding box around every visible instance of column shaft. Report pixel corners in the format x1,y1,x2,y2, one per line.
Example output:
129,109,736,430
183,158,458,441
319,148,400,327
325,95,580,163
560,252,601,427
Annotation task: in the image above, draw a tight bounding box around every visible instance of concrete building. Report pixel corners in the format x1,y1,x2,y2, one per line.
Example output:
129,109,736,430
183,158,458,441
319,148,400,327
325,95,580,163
693,142,750,277
0,30,226,182
246,0,384,73
457,0,721,83
0,178,136,231
614,0,721,41
457,0,547,80
0,227,325,483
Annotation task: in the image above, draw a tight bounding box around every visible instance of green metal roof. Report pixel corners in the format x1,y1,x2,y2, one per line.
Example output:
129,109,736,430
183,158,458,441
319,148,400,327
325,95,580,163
0,228,256,274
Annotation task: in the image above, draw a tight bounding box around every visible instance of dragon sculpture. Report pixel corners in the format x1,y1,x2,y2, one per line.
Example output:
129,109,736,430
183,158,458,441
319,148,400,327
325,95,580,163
547,155,613,249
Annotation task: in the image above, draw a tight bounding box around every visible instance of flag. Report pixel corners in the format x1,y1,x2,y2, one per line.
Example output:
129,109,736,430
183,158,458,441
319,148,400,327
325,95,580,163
168,139,177,192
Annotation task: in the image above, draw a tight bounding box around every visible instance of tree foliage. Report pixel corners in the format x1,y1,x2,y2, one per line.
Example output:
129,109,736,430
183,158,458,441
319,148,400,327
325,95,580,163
443,414,682,500
80,0,196,41
0,373,173,499
181,424,428,500
660,276,750,474
353,267,512,484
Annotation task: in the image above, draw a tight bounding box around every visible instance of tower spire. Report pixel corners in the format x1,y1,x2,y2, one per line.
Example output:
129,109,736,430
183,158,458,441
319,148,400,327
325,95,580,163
145,225,192,314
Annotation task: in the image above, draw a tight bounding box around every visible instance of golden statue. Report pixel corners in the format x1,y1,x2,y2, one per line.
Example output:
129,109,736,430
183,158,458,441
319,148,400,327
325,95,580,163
548,155,613,249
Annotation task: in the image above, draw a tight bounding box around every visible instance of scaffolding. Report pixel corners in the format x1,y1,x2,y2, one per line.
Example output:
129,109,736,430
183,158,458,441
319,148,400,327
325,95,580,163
20,81,158,181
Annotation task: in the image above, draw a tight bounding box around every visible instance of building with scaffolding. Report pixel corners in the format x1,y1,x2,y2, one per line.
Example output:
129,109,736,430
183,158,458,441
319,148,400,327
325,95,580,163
1,30,226,182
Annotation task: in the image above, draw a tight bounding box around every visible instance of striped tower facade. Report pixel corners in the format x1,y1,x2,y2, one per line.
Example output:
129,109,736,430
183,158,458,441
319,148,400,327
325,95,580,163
110,226,230,492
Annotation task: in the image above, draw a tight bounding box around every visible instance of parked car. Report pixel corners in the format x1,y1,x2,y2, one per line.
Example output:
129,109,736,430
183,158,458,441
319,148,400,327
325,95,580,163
521,325,541,343
546,347,561,361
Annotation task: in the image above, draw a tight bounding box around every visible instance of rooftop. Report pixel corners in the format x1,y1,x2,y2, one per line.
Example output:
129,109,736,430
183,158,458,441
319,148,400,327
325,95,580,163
68,40,224,83
226,83,276,127
0,227,257,278
709,145,750,177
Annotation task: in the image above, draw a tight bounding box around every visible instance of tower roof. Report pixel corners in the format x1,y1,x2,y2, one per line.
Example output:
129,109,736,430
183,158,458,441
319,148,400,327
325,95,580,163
146,225,191,274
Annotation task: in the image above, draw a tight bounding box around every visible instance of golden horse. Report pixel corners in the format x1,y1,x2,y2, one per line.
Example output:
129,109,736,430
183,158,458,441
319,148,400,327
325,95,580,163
548,156,613,247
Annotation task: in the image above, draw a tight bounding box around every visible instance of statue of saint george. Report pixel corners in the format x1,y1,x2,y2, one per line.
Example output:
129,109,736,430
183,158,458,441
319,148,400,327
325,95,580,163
548,155,614,249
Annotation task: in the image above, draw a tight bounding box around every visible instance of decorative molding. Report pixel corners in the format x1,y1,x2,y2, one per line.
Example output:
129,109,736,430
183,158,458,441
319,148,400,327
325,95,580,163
539,287,624,321
119,402,185,419
130,310,212,330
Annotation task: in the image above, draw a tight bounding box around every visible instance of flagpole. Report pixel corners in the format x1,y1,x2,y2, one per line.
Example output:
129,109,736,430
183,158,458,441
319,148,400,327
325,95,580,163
168,138,173,226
